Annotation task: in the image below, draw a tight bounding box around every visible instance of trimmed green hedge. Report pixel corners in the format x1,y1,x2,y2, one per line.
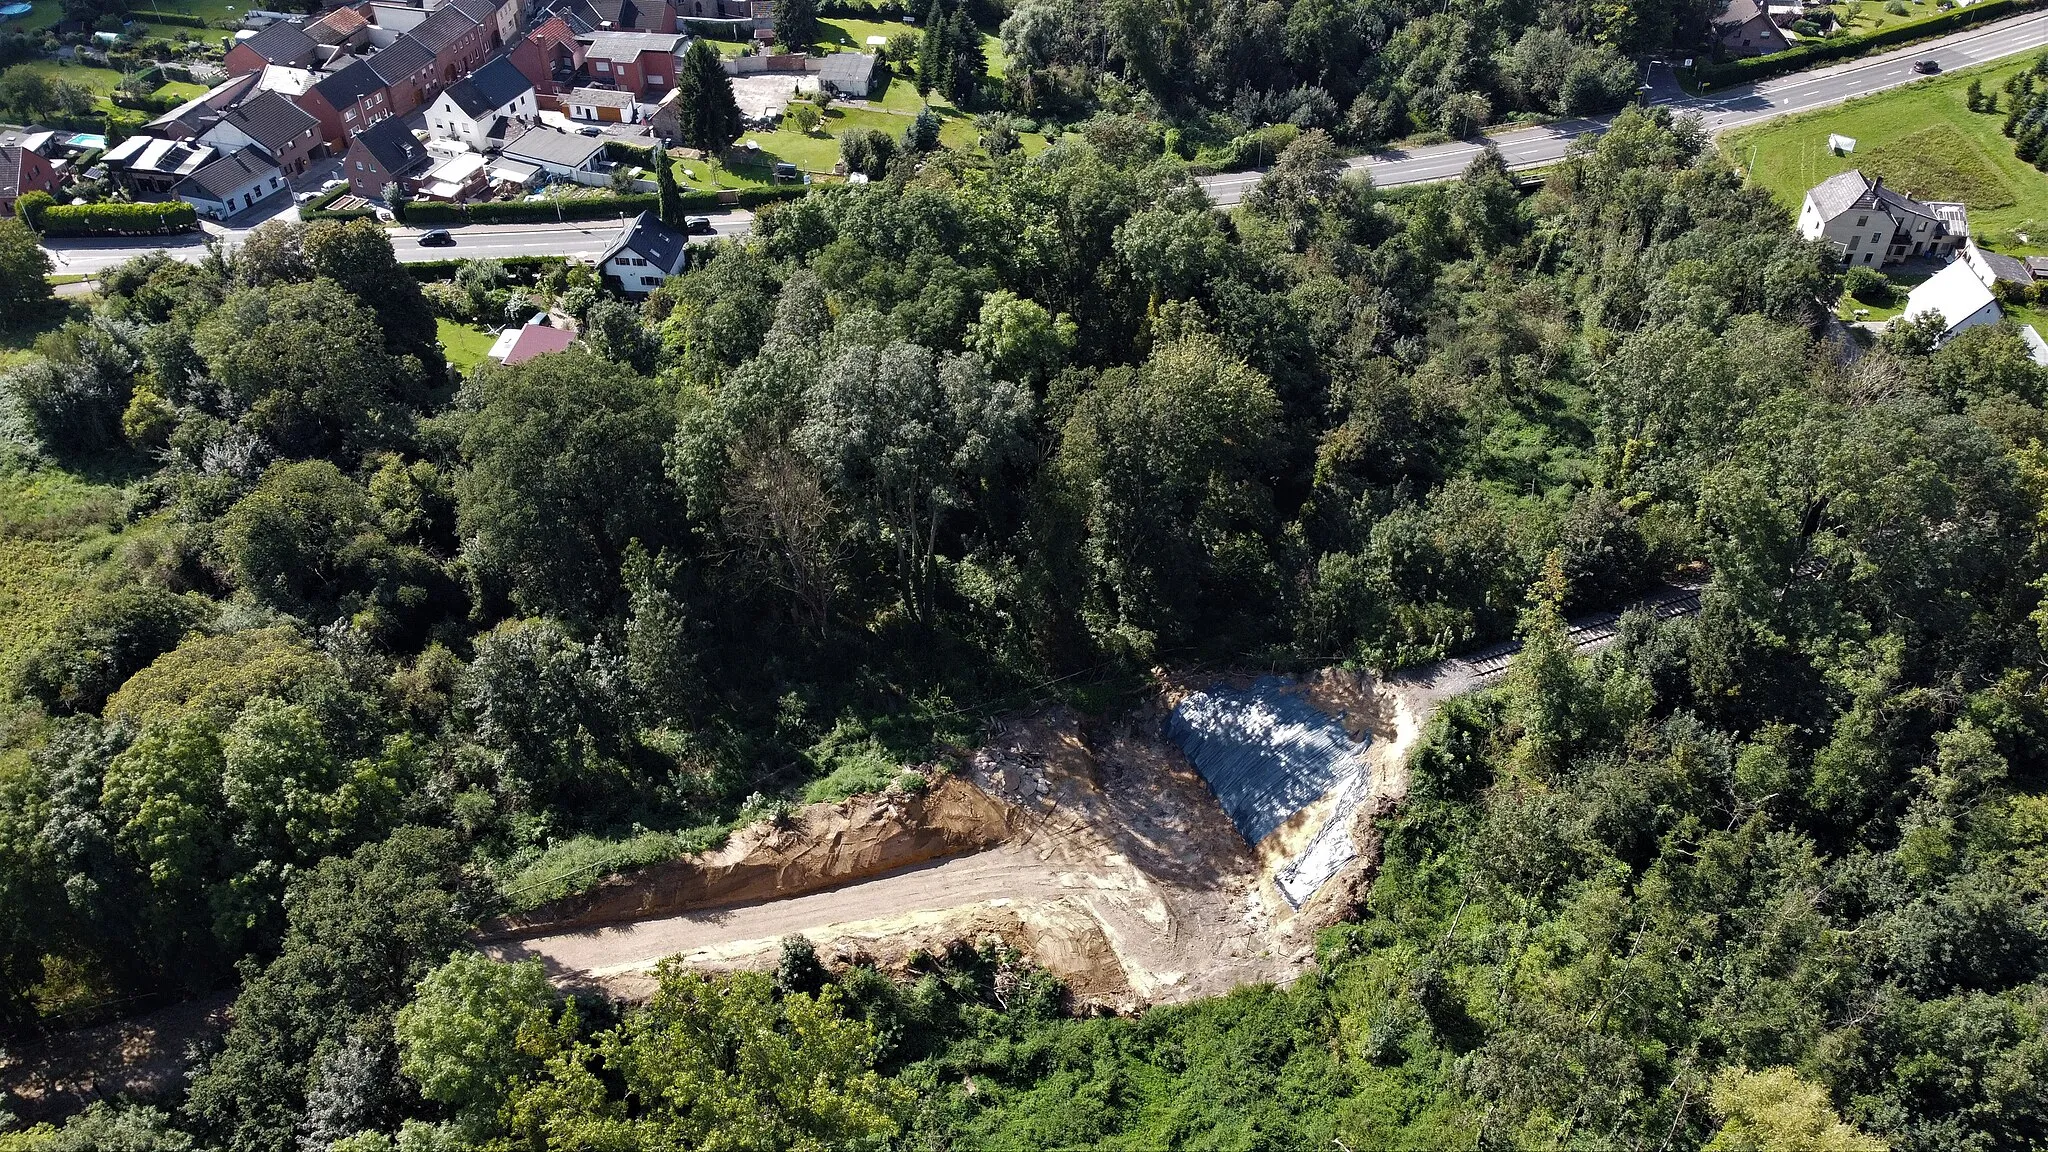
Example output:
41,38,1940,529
130,9,212,27
38,201,197,236
1698,0,2045,86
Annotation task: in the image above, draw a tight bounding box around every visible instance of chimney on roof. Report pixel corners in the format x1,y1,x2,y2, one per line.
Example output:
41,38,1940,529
1872,174,1883,193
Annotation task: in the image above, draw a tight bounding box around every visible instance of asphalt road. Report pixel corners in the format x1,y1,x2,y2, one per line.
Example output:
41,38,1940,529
1198,9,2048,205
38,209,756,277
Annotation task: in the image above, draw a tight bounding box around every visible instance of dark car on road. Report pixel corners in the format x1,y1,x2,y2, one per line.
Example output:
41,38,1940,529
417,229,455,247
684,215,714,234
1914,58,1941,73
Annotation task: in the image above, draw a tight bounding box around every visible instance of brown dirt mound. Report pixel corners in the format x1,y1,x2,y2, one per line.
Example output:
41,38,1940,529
482,775,1018,939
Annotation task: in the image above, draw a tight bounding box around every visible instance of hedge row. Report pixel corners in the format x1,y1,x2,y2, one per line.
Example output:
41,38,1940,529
399,185,806,225
38,201,197,236
404,255,569,282
1698,0,2045,86
130,10,212,27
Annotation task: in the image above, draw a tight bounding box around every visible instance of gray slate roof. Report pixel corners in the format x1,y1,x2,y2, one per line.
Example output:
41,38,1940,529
0,147,22,199
177,145,280,202
352,116,430,177
314,58,386,107
1978,246,2033,285
409,4,482,55
442,55,532,116
369,34,436,84
238,20,318,65
599,209,688,274
218,90,318,152
569,85,635,107
578,29,684,60
501,124,605,167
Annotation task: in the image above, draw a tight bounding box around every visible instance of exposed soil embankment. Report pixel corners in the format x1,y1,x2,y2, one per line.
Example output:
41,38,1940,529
482,776,1018,939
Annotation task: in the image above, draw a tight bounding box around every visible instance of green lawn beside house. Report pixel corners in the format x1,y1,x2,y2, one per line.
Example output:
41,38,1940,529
1721,57,2048,246
435,318,499,372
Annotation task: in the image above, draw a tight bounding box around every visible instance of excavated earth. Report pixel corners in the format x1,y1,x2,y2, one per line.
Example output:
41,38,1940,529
486,668,1436,1011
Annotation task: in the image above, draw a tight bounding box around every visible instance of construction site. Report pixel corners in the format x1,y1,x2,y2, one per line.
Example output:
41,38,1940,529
484,586,1700,1008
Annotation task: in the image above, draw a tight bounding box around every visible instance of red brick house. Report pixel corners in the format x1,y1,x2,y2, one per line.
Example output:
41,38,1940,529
510,16,584,96
343,116,429,199
0,144,61,217
301,59,395,147
408,2,495,89
366,33,438,115
577,30,681,97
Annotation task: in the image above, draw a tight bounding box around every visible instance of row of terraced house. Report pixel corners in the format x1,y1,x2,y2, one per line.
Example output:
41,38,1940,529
83,0,773,219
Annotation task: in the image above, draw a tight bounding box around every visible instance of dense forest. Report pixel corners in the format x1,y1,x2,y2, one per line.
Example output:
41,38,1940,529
3,100,2048,1149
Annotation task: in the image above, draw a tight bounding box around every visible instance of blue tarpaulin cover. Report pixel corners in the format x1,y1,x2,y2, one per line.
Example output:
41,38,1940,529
1165,677,1371,846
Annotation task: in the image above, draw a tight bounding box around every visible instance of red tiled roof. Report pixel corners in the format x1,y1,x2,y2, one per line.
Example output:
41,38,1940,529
504,324,576,363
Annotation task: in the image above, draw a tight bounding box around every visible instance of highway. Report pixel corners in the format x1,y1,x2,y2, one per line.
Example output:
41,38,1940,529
37,209,756,277
1197,9,2048,204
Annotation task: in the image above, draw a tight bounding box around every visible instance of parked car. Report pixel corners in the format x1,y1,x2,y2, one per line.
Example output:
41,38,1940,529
294,190,319,204
684,215,713,234
321,178,346,190
417,229,455,247
579,125,603,137
1913,58,1941,73
774,161,799,181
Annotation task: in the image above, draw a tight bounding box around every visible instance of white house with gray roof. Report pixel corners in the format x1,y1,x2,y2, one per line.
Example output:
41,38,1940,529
1798,169,1967,268
173,146,285,219
599,210,688,294
426,56,537,150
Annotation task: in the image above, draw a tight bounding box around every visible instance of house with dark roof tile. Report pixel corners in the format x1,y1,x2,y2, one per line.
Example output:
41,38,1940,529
426,55,537,149
197,90,323,175
367,33,440,114
577,30,681,97
600,210,689,294
1714,0,1789,57
226,20,320,76
344,115,431,199
303,58,396,146
539,0,677,35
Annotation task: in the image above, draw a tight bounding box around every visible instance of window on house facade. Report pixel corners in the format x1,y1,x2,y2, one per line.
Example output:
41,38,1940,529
641,275,661,286
1857,215,1867,227
1848,235,1859,250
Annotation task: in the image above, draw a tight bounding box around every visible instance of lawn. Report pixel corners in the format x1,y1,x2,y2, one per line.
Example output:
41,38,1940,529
436,318,499,371
1820,0,1941,36
11,58,128,95
1722,57,2048,245
151,79,209,101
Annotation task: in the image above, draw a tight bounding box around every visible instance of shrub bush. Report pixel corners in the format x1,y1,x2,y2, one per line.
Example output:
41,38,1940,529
130,9,210,26
1843,264,1894,305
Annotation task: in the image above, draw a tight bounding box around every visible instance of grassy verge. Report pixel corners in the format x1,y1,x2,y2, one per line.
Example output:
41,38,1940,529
494,824,730,913
1721,55,2048,243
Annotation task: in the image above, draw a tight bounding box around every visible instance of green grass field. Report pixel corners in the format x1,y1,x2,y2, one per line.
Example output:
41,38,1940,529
1722,57,2048,247
436,318,499,371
